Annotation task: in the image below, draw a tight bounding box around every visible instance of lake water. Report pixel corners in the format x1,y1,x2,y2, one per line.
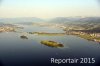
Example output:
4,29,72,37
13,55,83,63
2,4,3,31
0,25,100,66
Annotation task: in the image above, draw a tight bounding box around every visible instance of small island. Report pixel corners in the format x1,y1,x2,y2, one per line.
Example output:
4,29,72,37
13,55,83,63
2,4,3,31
28,32,66,36
20,35,28,39
41,40,64,48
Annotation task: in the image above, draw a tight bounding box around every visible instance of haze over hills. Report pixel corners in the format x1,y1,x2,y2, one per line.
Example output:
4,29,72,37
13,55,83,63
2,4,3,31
0,17,44,23
48,17,100,24
0,17,100,24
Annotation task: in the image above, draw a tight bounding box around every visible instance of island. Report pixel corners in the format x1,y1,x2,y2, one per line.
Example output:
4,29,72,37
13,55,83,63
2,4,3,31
28,32,66,36
40,40,64,48
20,35,28,39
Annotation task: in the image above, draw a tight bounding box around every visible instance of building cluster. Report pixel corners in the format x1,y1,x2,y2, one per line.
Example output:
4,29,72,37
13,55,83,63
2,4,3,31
90,33,100,38
64,30,100,43
0,26,15,32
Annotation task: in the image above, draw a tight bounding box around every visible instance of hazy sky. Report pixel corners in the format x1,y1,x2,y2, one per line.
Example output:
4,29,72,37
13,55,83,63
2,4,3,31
0,0,100,18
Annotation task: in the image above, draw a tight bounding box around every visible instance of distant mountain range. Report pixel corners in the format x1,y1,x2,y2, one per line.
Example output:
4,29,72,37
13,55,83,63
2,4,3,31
48,17,100,24
0,17,100,24
0,17,44,23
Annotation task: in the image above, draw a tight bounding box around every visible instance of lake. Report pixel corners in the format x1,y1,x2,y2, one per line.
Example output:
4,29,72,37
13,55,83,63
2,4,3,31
0,25,100,66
